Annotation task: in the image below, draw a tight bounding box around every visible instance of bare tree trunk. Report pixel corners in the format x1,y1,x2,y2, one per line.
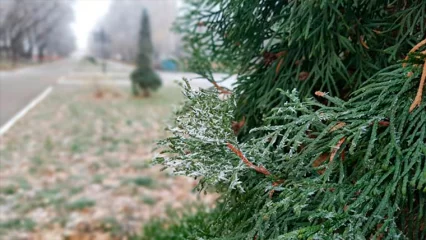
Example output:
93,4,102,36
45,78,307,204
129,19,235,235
143,88,150,97
11,47,18,66
26,45,33,60
38,45,45,63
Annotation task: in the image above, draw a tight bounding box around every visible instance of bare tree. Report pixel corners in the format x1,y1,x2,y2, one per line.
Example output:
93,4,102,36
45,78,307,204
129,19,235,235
0,0,76,64
31,1,75,62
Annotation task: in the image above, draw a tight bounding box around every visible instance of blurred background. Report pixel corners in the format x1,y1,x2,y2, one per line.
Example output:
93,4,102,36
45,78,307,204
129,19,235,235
85,0,182,65
0,0,223,239
0,0,182,68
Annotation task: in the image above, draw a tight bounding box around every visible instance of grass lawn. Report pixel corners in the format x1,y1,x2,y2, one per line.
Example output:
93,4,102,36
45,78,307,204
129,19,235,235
0,85,214,239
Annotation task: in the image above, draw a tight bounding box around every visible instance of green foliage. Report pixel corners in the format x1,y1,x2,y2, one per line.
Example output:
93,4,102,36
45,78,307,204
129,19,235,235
66,198,96,210
0,185,17,195
123,176,155,188
139,207,217,240
155,66,426,239
175,0,425,133
0,218,36,232
100,217,125,236
92,174,105,184
141,195,157,205
131,68,162,96
84,56,98,65
152,0,426,239
156,81,240,191
131,9,162,97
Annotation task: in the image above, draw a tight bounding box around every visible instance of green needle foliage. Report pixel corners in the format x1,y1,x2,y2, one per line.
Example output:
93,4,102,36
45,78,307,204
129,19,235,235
175,0,425,134
150,0,425,239
130,9,161,97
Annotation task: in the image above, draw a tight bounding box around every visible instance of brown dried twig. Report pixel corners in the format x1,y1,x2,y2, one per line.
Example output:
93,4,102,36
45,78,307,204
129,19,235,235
409,61,426,112
360,35,369,49
403,38,426,67
330,122,346,132
330,137,346,163
226,143,286,198
403,39,426,112
211,81,232,94
226,143,271,175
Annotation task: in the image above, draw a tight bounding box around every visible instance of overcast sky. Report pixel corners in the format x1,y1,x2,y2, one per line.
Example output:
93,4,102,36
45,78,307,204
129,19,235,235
71,0,183,52
72,0,111,51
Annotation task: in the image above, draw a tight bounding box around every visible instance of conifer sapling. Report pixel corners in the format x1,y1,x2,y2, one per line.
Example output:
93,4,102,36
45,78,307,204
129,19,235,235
130,9,161,97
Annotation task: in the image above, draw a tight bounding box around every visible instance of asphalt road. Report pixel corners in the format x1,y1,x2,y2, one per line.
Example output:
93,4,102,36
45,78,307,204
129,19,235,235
0,59,75,127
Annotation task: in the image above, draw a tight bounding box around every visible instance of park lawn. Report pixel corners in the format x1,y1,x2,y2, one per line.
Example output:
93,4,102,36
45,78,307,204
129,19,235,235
0,60,34,71
0,59,54,71
0,85,214,239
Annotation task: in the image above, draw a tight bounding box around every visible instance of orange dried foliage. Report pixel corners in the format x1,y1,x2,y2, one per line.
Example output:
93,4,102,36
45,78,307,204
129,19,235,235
276,51,287,58
360,35,369,49
378,120,390,127
312,137,346,175
315,91,326,97
313,153,329,175
330,122,346,132
409,61,426,112
403,38,426,67
330,137,346,163
269,179,285,198
212,81,232,94
276,58,284,75
402,39,426,112
298,71,309,81
231,116,245,135
226,143,288,199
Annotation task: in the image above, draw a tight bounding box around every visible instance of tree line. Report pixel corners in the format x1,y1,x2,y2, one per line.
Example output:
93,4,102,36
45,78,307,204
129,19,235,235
88,0,179,64
0,0,76,64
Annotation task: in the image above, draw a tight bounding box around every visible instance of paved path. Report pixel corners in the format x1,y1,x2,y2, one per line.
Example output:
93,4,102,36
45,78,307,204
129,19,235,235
90,60,237,89
0,59,76,126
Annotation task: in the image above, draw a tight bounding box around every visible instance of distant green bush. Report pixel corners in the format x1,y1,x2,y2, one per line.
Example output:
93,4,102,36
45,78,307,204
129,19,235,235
84,56,98,65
